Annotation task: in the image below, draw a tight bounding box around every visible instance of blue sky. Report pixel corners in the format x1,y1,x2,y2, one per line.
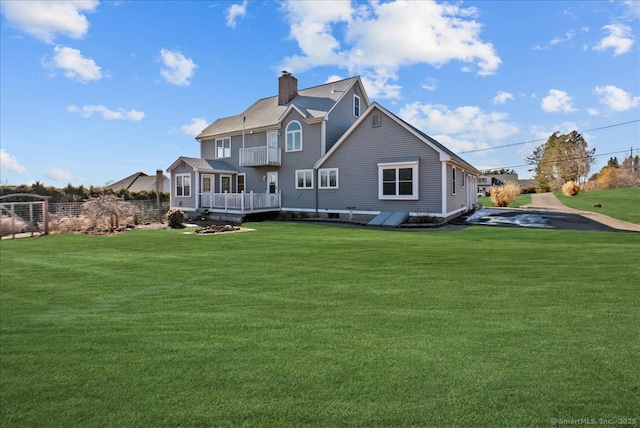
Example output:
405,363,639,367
1,0,638,187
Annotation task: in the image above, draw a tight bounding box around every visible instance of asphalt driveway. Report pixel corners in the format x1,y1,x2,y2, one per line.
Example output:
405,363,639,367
463,193,640,232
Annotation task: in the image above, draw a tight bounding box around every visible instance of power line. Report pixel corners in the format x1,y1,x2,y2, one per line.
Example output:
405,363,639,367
499,147,640,171
459,119,640,154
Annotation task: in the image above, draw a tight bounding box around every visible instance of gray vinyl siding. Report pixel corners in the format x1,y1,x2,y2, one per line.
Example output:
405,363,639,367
446,164,473,213
317,106,443,215
325,84,364,152
278,110,323,210
170,162,196,209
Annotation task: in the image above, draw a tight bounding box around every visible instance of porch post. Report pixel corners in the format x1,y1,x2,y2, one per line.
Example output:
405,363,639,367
241,191,245,213
224,192,228,212
250,191,254,211
195,172,200,209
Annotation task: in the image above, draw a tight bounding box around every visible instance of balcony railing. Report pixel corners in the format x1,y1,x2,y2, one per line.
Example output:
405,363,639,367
199,191,281,213
239,146,281,167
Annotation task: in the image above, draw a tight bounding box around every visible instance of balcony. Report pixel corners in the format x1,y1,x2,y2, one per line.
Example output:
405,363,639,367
239,146,281,167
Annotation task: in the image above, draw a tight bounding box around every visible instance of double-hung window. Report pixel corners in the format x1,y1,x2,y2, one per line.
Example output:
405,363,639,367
175,174,191,197
295,169,313,189
319,168,339,189
353,95,361,117
215,137,231,159
286,121,302,152
377,160,419,200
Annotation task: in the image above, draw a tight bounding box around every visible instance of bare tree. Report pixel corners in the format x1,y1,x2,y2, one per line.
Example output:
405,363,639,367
82,195,140,229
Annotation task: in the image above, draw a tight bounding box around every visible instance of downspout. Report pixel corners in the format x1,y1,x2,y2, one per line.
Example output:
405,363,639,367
314,168,319,217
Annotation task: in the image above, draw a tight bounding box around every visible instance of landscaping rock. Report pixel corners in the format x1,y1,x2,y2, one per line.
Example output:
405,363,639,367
194,224,241,234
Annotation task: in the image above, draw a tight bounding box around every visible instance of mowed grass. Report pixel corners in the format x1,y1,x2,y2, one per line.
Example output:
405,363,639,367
555,186,640,224
1,223,639,427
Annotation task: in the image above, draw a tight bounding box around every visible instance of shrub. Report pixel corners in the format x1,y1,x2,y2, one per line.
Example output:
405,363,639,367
489,181,521,207
596,166,635,189
562,181,580,196
164,209,185,228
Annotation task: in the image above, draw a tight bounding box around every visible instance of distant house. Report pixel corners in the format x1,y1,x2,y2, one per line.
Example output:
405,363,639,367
106,171,170,193
478,173,519,196
167,72,480,223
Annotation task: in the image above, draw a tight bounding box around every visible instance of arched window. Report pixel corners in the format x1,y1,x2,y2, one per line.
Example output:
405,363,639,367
285,121,302,152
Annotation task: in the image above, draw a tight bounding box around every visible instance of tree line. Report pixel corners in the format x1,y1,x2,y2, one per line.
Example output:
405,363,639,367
526,130,638,192
0,182,169,203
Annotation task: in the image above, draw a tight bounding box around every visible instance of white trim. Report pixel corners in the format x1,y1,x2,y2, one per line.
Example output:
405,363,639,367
441,163,447,217
452,166,457,195
267,131,278,148
353,94,361,117
220,174,232,193
318,168,339,189
236,173,246,193
175,173,191,197
215,137,231,159
285,120,303,152
377,160,419,200
320,120,327,156
295,169,314,189
201,174,214,192
169,206,196,212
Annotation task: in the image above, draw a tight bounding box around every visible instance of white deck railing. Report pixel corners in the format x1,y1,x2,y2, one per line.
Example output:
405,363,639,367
239,146,282,167
199,191,281,213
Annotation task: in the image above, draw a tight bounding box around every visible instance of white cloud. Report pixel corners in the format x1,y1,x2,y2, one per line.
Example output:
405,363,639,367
226,1,247,28
67,104,145,121
0,0,98,44
551,30,575,45
541,89,576,113
280,0,500,99
180,118,209,136
45,167,76,182
493,91,514,105
623,1,640,19
43,46,102,82
593,24,634,56
588,108,600,116
0,149,27,174
594,85,640,111
398,102,519,152
159,49,197,86
421,77,437,91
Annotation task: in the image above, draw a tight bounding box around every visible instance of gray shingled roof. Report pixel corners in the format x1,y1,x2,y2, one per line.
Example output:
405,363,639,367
169,157,238,173
197,76,360,140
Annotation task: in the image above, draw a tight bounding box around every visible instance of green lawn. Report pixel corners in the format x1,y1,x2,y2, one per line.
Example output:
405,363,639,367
554,186,640,224
1,224,639,427
478,193,531,208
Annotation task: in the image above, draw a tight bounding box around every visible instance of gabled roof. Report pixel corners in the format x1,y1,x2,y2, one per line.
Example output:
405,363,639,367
316,102,480,175
107,171,147,191
196,76,365,140
106,171,170,192
167,156,238,173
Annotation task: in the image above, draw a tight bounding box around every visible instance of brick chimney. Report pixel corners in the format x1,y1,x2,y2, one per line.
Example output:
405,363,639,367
278,71,298,105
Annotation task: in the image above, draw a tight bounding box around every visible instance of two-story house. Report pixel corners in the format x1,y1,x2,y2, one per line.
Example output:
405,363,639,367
168,72,479,223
